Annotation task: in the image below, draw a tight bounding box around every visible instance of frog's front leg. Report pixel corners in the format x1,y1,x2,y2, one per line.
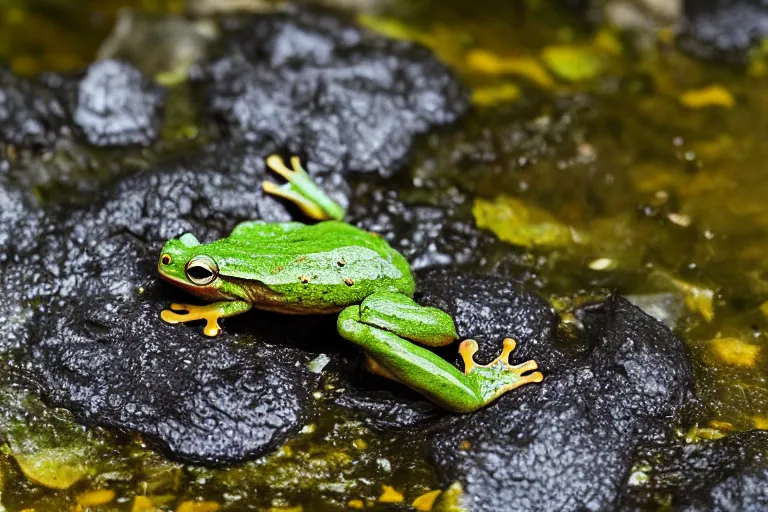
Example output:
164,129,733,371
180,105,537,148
337,292,543,413
263,155,345,221
161,300,251,337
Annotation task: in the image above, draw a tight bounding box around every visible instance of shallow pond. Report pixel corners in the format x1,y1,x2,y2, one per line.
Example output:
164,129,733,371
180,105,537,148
2,0,768,511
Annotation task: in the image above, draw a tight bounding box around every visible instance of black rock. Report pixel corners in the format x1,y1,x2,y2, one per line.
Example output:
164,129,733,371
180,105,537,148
1,144,340,464
430,295,694,512
71,60,165,147
621,431,768,512
414,269,563,369
199,7,470,177
679,0,768,65
0,68,69,148
348,185,500,270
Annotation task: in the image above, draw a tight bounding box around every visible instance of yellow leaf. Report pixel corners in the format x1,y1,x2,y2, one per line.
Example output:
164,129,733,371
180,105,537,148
541,45,604,82
466,50,555,88
347,500,365,509
378,485,404,503
594,28,622,56
132,496,159,512
472,83,521,106
412,490,442,511
754,417,768,429
710,337,760,367
473,196,572,249
77,489,116,507
12,447,89,490
176,501,220,512
357,15,423,43
679,85,735,109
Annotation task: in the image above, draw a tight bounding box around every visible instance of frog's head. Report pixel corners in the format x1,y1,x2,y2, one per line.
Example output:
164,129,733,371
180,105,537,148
158,233,246,302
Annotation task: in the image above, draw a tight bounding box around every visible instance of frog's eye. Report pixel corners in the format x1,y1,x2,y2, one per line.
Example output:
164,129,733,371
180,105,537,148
185,255,219,286
161,254,172,265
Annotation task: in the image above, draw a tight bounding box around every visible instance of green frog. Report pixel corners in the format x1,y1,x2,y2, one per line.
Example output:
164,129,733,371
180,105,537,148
158,155,543,412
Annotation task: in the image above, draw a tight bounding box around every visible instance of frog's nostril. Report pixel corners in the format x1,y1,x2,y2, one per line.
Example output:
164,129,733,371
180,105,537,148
161,254,172,265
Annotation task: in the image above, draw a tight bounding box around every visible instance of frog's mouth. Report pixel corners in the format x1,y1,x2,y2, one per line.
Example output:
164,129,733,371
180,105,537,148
158,269,227,301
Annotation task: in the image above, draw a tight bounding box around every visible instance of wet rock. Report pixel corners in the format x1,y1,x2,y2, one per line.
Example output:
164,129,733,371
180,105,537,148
414,269,564,369
200,7,469,177
678,0,768,65
332,269,560,429
0,68,69,148
430,295,694,512
622,431,768,511
71,60,165,147
35,294,317,464
348,184,501,270
1,144,340,464
331,369,443,430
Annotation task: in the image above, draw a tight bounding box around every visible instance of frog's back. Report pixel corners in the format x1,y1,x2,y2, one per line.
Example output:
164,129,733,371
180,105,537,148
208,221,415,313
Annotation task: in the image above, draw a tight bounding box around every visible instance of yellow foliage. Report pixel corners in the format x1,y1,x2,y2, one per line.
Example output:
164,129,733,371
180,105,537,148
76,489,116,507
473,195,572,249
412,490,442,511
378,485,404,503
132,496,159,512
472,83,521,106
176,501,220,512
679,85,735,109
710,337,760,367
12,447,89,490
466,50,555,88
541,45,604,82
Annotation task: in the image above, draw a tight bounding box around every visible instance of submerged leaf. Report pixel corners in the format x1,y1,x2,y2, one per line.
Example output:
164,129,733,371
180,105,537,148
77,489,116,507
11,446,90,490
710,337,760,367
472,83,521,106
541,45,604,82
649,272,716,322
679,85,735,109
412,489,442,511
176,501,220,512
466,50,555,88
0,390,97,490
473,195,572,248
379,485,404,503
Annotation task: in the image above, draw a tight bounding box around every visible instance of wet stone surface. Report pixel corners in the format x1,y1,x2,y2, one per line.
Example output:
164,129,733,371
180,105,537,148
70,59,165,147
347,183,501,270
0,60,165,151
621,430,768,511
199,6,470,177
679,0,768,64
0,68,70,149
0,144,340,463
429,296,695,512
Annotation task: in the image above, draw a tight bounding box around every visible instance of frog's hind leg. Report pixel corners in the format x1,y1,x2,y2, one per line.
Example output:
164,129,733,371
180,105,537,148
358,292,458,347
161,300,251,337
263,155,345,221
337,301,543,413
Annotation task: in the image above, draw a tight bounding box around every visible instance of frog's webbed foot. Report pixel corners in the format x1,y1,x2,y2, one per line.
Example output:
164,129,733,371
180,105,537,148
161,303,225,337
458,338,543,403
263,155,345,221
